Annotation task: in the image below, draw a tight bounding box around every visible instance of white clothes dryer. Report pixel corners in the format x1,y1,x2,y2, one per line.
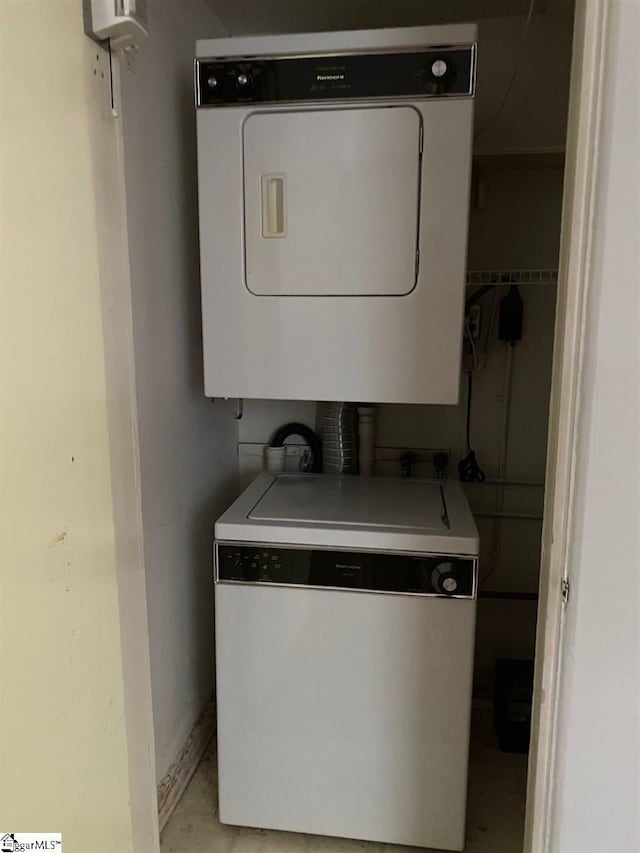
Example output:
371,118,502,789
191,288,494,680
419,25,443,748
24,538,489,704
195,25,476,404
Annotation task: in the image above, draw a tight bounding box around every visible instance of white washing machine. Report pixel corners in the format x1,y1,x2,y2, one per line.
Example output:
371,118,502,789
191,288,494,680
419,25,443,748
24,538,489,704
195,25,476,404
214,473,479,850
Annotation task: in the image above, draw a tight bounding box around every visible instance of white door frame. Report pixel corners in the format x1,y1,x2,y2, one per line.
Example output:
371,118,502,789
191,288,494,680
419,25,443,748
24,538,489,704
91,50,160,853
524,2,609,850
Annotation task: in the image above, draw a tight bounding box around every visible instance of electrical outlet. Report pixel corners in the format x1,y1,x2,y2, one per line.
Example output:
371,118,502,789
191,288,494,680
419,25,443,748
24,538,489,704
373,447,450,479
374,447,451,465
467,305,482,339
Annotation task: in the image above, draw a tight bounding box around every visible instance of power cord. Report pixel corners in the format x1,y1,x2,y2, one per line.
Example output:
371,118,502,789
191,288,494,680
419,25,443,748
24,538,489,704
459,285,499,481
458,372,486,482
474,0,537,143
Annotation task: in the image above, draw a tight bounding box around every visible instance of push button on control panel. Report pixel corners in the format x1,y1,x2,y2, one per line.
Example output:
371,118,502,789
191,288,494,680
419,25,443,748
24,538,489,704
220,547,285,583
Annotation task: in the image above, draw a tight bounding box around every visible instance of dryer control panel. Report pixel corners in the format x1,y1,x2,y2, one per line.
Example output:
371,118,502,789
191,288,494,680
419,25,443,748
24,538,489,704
216,543,477,599
196,46,475,107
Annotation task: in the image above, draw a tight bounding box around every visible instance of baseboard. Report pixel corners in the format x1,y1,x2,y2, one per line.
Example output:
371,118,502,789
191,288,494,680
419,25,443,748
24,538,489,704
157,697,216,834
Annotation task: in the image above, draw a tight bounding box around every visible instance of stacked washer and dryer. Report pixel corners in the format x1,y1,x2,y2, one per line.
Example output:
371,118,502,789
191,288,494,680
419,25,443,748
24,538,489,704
195,23,479,851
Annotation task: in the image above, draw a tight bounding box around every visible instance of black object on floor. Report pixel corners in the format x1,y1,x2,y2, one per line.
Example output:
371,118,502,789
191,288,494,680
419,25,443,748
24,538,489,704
494,658,534,754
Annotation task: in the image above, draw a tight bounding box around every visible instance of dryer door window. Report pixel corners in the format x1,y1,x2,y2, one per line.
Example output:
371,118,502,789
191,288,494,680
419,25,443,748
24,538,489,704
243,106,422,297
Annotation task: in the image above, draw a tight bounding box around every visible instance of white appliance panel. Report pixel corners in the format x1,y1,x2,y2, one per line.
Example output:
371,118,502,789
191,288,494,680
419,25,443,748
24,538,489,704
243,107,421,296
249,474,447,531
215,582,476,850
197,100,472,403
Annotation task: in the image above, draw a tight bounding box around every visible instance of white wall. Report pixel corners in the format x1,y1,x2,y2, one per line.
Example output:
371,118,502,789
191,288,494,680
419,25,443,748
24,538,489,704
238,400,318,443
550,3,640,850
0,3,156,850
210,0,574,34
473,14,573,152
119,0,238,781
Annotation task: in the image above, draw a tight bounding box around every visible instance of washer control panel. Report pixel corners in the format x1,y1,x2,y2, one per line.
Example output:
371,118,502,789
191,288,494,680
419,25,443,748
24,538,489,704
196,46,475,107
216,544,476,598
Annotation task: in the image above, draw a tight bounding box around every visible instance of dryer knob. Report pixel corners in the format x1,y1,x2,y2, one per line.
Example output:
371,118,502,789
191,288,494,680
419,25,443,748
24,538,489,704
431,59,448,78
237,73,250,86
442,576,458,594
207,76,218,88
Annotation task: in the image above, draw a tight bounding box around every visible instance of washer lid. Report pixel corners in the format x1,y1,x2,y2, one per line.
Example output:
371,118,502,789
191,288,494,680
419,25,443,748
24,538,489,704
215,473,479,554
249,474,449,532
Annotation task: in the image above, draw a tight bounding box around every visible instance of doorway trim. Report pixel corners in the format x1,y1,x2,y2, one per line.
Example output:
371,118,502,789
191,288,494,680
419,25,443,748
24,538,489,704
90,47,160,853
524,2,609,850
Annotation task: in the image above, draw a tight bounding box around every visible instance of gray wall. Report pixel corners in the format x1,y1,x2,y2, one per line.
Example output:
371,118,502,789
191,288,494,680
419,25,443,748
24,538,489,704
550,3,640,850
120,1,237,780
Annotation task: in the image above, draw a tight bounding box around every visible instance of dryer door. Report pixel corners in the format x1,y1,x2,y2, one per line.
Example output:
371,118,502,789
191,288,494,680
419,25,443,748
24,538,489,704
243,106,422,297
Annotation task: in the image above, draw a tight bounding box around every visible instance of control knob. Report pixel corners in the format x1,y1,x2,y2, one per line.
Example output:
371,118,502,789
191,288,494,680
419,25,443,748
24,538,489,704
207,76,218,89
431,59,448,78
442,576,458,593
236,72,250,87
424,55,455,93
431,561,460,595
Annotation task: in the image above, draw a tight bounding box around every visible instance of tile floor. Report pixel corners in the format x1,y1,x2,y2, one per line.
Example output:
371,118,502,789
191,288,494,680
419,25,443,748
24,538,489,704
161,711,527,853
